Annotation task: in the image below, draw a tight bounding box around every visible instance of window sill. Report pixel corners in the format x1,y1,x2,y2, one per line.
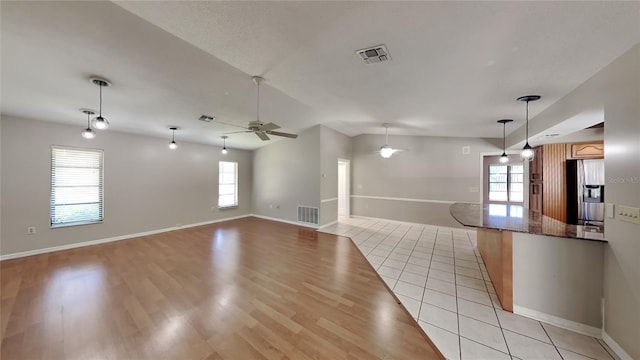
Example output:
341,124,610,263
218,206,238,210
51,220,103,229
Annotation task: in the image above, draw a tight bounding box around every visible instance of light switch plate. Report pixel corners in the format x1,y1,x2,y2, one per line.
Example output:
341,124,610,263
616,205,640,224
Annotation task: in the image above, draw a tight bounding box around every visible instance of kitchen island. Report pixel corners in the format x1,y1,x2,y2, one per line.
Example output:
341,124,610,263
450,202,606,336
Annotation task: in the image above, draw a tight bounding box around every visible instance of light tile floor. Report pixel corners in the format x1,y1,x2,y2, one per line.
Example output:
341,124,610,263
320,217,619,360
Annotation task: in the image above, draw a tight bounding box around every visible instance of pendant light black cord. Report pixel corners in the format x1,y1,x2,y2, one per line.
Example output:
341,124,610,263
256,81,260,122
525,99,529,143
87,112,91,128
502,121,506,152
171,128,175,142
98,83,103,117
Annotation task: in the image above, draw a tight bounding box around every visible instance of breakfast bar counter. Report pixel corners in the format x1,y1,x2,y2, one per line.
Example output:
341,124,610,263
449,203,606,334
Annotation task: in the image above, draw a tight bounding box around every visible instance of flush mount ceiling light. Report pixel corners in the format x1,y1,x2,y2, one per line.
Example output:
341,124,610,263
90,77,111,130
168,127,178,149
221,135,228,154
497,119,514,164
380,123,398,159
80,109,96,139
517,95,541,162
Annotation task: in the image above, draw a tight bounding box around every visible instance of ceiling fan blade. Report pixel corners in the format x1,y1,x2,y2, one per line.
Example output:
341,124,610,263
224,130,253,135
215,120,248,130
256,132,270,141
259,122,280,131
267,130,298,139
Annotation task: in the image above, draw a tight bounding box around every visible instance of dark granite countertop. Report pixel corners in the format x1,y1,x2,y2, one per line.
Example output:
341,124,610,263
450,203,606,242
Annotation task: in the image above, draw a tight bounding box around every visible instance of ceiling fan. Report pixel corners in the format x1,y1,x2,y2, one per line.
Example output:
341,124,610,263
378,123,406,158
219,76,298,141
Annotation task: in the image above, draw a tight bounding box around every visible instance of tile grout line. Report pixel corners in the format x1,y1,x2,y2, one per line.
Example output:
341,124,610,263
415,226,438,322
450,228,463,360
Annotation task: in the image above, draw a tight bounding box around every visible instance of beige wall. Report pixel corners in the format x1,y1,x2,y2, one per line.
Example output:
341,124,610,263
320,126,352,226
513,233,604,330
0,115,253,256
252,125,321,223
519,44,639,358
351,134,499,227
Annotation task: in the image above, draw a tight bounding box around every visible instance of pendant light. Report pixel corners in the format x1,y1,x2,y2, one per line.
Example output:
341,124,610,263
80,109,96,139
497,119,513,163
221,135,228,154
380,123,395,158
517,95,541,161
168,127,178,149
90,77,111,130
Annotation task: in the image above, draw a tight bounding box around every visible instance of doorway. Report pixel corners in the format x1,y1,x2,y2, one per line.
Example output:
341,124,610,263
338,159,350,217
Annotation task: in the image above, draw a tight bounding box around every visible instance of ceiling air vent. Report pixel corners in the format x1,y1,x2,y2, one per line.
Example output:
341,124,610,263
356,44,391,65
198,114,216,122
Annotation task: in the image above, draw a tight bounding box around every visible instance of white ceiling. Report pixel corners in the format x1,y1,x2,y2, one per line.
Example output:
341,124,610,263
2,1,639,149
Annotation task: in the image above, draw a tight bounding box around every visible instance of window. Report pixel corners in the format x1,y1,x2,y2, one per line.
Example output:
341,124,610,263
218,161,238,208
50,146,104,227
488,163,524,203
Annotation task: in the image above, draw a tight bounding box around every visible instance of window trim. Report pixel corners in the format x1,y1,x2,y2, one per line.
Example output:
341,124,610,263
218,161,238,209
50,145,104,228
488,163,524,204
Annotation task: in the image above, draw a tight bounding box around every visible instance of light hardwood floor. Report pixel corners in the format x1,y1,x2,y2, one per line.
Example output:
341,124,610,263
1,217,443,359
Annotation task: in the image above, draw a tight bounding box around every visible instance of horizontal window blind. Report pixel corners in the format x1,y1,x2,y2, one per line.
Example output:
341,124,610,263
218,161,238,208
51,146,104,227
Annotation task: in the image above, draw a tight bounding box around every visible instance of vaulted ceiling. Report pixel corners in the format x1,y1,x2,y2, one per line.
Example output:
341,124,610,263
2,1,639,149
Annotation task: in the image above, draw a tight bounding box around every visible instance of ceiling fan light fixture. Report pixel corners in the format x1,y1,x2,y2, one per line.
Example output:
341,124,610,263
517,95,541,162
90,77,111,130
380,145,394,158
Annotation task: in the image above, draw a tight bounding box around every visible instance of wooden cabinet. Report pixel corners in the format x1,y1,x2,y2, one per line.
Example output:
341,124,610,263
567,142,604,159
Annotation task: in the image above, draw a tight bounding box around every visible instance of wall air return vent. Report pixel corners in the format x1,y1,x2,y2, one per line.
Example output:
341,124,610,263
297,205,319,226
198,114,216,122
356,44,391,65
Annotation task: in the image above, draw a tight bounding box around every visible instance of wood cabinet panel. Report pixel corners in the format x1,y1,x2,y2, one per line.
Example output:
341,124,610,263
542,144,567,222
477,228,513,312
567,142,604,159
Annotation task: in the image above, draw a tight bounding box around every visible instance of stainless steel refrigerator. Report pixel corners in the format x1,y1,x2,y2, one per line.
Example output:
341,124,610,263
566,159,605,225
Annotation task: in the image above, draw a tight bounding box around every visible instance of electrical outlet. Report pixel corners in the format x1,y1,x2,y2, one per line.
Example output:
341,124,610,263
27,227,36,235
469,187,479,193
616,205,640,224
462,146,470,155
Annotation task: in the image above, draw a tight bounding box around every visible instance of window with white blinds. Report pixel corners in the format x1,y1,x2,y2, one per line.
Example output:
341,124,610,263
218,161,238,208
50,146,104,227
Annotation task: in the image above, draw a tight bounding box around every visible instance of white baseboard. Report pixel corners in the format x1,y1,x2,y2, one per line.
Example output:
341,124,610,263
249,214,319,229
0,214,252,261
513,305,602,338
318,220,338,229
602,331,634,360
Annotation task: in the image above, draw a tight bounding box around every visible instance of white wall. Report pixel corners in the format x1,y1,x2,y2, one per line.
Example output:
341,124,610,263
0,115,253,256
252,125,321,223
320,126,352,226
351,134,499,227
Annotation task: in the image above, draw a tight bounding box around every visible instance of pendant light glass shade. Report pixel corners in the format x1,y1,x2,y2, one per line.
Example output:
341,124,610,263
221,136,228,154
90,78,111,130
517,95,541,162
168,127,178,149
497,119,513,164
80,109,96,139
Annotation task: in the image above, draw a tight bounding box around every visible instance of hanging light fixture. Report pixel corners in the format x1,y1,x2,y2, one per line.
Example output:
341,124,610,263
168,127,178,149
221,135,228,154
517,95,541,161
497,119,513,164
380,123,395,158
90,77,111,130
80,109,96,139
